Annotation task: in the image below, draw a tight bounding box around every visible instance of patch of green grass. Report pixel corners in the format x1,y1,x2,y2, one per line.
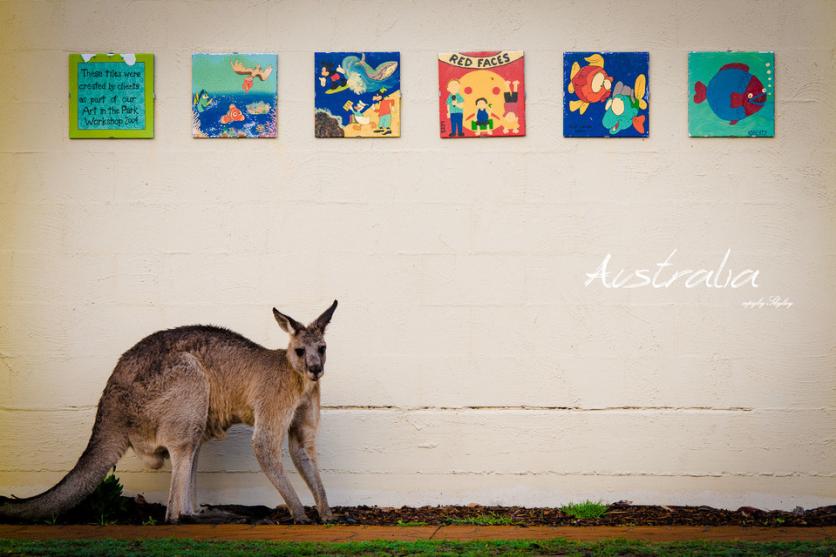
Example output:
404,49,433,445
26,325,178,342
395,519,430,526
560,500,609,519
445,513,515,525
0,538,834,556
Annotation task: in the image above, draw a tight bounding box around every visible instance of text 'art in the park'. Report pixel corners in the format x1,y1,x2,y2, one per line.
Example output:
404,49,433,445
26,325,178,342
68,53,154,139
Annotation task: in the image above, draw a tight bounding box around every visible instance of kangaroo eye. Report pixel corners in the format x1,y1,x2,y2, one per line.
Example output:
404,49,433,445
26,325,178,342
318,346,326,354
295,348,305,357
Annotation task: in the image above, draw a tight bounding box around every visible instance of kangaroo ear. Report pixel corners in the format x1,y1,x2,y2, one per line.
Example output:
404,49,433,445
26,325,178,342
312,299,338,332
273,307,304,336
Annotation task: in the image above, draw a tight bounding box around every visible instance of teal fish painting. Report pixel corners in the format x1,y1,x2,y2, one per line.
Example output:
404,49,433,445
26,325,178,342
193,89,215,113
688,51,774,137
602,75,648,135
192,53,278,138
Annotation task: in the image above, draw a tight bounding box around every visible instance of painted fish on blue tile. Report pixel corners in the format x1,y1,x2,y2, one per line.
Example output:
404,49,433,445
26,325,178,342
602,73,647,135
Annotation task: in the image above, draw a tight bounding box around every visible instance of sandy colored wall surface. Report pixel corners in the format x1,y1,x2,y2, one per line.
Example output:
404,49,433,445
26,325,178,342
0,0,834,510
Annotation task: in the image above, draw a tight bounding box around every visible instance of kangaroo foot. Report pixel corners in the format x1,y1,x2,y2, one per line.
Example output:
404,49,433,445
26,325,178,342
318,511,341,523
292,513,313,524
180,508,249,524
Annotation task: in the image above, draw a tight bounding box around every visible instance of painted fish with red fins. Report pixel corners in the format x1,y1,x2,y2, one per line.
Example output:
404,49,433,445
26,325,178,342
220,104,245,125
693,63,767,125
567,54,613,115
602,74,648,135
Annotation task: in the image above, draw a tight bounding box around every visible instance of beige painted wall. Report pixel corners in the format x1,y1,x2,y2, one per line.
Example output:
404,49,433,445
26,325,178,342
0,0,834,511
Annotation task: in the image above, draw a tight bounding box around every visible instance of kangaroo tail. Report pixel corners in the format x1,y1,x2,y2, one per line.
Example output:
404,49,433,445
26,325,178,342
0,395,128,520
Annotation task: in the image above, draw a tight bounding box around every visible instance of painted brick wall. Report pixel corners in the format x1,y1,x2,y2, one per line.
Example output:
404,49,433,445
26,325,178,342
0,0,834,510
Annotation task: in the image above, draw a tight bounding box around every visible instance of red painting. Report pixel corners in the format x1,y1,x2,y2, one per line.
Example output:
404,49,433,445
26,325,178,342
438,51,526,139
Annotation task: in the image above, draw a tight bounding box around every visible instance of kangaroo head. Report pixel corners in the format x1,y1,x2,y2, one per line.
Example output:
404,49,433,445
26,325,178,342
272,300,338,382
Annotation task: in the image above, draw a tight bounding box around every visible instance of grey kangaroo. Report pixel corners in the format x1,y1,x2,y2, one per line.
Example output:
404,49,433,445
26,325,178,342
0,301,338,524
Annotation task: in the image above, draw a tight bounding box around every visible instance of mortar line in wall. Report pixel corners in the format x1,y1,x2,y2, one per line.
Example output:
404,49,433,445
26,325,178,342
3,470,834,479
0,404,763,413
319,405,759,412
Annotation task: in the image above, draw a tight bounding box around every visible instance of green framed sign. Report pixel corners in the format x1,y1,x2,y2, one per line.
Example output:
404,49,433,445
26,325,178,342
68,53,155,138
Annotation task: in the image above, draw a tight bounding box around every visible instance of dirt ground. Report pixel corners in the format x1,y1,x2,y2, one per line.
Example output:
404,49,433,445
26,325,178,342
4,496,832,527
214,502,836,527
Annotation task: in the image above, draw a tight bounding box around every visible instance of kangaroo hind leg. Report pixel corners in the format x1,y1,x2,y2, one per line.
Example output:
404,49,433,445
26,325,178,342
150,352,210,523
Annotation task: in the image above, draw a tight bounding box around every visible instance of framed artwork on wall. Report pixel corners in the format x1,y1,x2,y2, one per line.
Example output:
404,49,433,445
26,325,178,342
192,53,278,138
68,53,154,139
688,51,775,137
314,52,401,138
563,51,649,138
437,51,526,138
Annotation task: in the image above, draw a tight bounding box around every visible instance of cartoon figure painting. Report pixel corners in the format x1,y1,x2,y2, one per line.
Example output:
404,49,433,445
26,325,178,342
438,51,526,138
689,51,774,137
563,52,649,138
314,52,401,138
192,53,277,138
